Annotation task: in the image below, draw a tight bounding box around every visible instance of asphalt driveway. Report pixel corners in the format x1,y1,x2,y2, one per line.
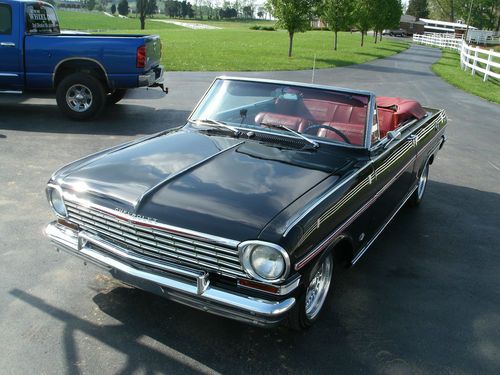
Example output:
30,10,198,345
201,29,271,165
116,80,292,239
0,44,499,374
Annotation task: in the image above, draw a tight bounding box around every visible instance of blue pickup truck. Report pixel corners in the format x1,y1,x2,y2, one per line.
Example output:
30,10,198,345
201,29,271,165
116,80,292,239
0,0,166,120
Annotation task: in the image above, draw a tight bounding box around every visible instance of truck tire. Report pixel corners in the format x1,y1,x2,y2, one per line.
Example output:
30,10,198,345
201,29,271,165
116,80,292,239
56,73,106,121
107,89,128,105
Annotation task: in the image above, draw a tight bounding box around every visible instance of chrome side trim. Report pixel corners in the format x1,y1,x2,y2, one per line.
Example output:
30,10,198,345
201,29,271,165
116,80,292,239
283,164,373,237
0,73,18,77
52,57,109,87
135,141,245,209
351,184,418,264
285,110,447,238
62,192,240,248
295,153,417,270
45,222,295,319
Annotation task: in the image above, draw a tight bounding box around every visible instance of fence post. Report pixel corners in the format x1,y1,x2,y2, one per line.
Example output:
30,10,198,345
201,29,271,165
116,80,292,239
483,50,493,82
464,44,471,72
471,49,479,76
460,42,464,69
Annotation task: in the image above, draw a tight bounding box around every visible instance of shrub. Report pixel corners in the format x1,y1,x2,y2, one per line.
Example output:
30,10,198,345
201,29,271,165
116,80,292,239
249,25,276,31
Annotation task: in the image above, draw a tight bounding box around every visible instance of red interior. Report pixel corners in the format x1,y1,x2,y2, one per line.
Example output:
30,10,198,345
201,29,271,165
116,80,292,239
253,96,426,146
376,97,427,138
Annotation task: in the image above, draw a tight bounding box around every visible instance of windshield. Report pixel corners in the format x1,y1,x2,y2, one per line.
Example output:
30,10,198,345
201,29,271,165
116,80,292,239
25,3,60,34
190,79,369,147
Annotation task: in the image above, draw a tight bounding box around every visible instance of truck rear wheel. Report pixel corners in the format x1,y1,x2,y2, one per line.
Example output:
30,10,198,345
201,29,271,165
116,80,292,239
56,73,106,121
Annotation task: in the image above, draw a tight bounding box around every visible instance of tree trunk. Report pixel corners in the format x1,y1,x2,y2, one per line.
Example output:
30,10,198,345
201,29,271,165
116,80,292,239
288,32,294,57
140,16,145,30
379,31,382,41
334,30,338,51
361,31,364,47
374,30,378,43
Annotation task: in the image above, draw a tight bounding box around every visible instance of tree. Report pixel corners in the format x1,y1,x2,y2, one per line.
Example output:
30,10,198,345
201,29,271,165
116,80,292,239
353,0,373,46
111,3,117,14
372,0,402,42
322,0,354,51
242,5,254,18
407,0,429,18
86,0,96,11
118,0,129,15
257,9,264,18
136,0,157,29
267,0,316,57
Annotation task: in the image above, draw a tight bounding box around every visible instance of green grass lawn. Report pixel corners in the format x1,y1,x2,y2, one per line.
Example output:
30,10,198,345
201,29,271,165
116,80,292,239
432,49,500,104
57,10,409,71
57,11,181,31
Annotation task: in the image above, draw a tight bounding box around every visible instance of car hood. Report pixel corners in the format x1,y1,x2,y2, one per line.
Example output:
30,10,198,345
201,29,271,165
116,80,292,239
57,129,353,240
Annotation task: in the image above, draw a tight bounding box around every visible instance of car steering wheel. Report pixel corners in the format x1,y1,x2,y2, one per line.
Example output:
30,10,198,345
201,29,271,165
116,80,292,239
304,124,351,144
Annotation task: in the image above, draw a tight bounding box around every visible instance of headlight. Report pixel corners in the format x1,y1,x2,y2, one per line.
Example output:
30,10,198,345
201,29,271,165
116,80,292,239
239,241,290,282
46,184,67,217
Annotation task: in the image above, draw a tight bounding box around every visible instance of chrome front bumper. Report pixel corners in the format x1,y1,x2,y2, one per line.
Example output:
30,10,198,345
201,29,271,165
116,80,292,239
45,222,295,326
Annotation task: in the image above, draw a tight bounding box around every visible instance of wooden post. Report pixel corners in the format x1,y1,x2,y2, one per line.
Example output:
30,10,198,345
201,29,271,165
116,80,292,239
483,50,493,82
471,49,478,76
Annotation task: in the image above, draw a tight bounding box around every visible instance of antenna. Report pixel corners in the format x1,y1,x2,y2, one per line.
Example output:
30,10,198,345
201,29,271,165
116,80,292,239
312,53,316,83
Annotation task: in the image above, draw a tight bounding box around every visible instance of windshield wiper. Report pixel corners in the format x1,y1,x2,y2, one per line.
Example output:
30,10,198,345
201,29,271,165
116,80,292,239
259,122,319,149
191,119,240,136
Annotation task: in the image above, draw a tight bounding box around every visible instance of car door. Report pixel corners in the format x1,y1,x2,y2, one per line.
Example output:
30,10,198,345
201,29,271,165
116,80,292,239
366,119,417,235
0,2,23,90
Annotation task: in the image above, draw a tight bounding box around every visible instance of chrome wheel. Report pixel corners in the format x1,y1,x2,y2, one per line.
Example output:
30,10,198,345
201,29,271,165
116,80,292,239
305,255,333,320
66,84,93,113
417,164,429,200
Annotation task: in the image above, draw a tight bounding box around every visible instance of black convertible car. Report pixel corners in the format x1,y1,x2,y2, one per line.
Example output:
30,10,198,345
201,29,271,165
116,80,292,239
45,77,447,329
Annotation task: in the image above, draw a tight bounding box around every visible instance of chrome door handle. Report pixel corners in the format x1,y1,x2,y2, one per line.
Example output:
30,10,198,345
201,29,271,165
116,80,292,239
0,42,16,47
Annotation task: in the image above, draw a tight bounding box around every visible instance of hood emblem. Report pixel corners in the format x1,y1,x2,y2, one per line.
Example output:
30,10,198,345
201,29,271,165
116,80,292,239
115,208,158,223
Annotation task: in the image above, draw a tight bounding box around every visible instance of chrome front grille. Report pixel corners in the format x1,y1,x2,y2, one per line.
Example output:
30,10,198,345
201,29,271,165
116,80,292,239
65,201,246,278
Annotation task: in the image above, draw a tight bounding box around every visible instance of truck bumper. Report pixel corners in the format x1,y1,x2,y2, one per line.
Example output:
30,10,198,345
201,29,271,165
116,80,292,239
138,65,168,93
45,221,295,327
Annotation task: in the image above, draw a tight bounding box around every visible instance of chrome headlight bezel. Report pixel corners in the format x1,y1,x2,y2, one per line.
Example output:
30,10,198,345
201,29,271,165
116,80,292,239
46,183,68,218
239,240,290,283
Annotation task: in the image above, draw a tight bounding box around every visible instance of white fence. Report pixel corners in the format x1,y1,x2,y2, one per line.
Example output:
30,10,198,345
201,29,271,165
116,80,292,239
413,34,500,83
413,33,463,50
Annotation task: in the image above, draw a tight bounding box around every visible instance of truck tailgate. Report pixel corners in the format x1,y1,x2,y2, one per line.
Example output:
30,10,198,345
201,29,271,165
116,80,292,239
144,35,162,71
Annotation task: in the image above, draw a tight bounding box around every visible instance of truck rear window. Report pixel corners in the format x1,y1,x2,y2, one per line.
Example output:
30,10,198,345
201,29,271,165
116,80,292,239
25,3,60,34
0,4,12,34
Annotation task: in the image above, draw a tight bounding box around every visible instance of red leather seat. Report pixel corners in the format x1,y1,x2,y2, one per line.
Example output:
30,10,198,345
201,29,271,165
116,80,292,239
301,99,367,125
317,122,365,146
255,112,309,132
377,97,427,138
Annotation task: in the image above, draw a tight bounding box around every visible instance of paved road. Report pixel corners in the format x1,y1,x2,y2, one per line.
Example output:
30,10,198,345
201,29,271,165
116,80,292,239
1,44,499,374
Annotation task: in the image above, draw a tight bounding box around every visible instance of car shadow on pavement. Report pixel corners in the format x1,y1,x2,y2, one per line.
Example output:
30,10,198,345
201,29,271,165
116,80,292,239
0,103,191,136
9,181,500,374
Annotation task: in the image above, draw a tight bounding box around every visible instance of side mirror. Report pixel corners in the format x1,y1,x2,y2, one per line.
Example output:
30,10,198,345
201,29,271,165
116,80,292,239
384,130,402,149
387,130,402,140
